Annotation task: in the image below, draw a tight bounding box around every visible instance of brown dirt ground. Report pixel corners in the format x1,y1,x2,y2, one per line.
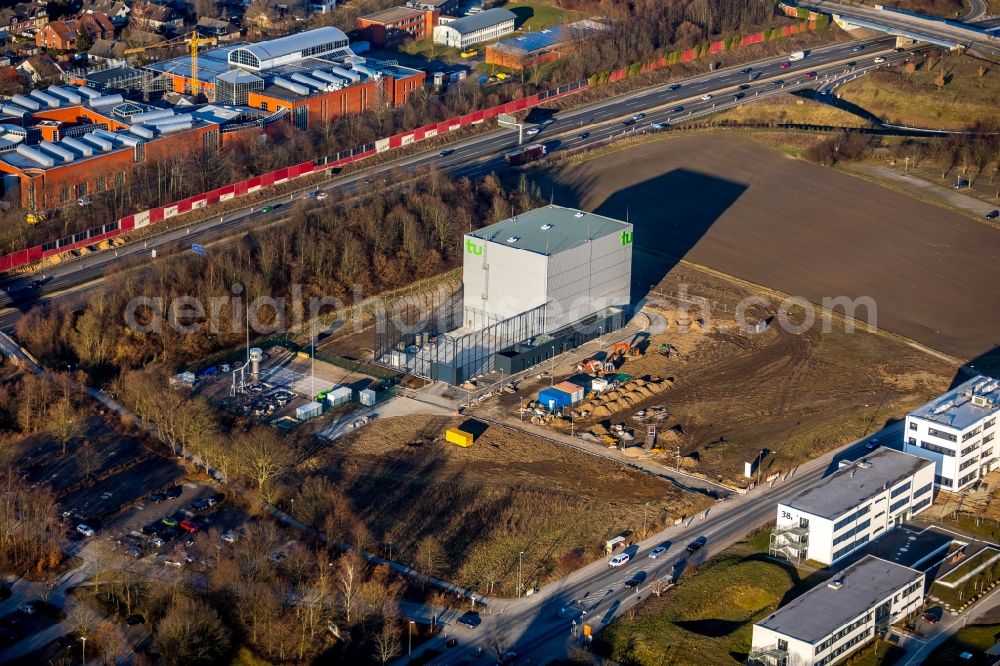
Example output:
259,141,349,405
534,133,1000,363
309,414,712,596
499,263,954,484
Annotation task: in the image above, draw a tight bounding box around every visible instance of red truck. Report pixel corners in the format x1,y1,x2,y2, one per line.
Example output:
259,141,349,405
504,143,546,166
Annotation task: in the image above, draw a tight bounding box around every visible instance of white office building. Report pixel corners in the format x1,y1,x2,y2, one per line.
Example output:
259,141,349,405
770,448,935,566
903,375,1000,492
750,556,924,666
432,8,517,48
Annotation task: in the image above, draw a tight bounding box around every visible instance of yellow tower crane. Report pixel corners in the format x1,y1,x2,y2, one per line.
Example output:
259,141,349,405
123,32,217,97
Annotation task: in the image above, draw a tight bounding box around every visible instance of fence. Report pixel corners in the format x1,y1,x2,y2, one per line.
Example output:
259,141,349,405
0,80,587,273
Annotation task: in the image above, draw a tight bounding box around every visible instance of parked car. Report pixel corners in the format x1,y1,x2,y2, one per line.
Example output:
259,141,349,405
164,558,184,568
955,179,970,189
124,614,145,626
179,519,199,534
190,499,211,513
161,516,178,528
17,604,35,615
221,530,238,544
146,493,166,504
142,522,164,536
76,524,95,538
608,552,630,567
986,210,1000,219
150,536,166,548
163,486,182,499
687,536,708,553
648,546,668,559
458,611,482,628
126,545,143,559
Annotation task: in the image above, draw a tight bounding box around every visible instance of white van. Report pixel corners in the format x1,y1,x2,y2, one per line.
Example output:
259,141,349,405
608,553,630,567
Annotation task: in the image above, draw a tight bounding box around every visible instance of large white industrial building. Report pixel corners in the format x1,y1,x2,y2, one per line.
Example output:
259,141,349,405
903,375,1000,492
750,556,924,666
770,448,935,566
376,205,633,384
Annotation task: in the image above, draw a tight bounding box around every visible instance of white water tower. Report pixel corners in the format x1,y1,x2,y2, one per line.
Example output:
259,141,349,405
249,347,263,385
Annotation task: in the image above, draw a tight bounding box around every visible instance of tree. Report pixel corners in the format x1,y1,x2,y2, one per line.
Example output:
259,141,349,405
76,27,92,53
236,427,293,498
154,596,231,666
373,622,401,664
337,551,363,625
415,535,445,584
48,394,82,455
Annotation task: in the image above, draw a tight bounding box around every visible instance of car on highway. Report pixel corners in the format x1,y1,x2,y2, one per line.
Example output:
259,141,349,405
733,92,745,100
686,536,708,553
260,206,274,213
578,131,590,139
667,84,682,91
803,71,817,78
780,61,792,69
700,94,713,101
624,573,647,589
621,118,636,126
852,45,865,52
648,546,668,559
439,148,455,157
315,191,328,200
608,552,630,567
873,56,886,63
650,123,665,131
164,486,182,499
458,611,482,628
525,127,540,136
673,105,684,112
76,524,94,538
772,79,784,86
738,83,750,90
632,112,646,121
740,67,752,74
985,210,999,219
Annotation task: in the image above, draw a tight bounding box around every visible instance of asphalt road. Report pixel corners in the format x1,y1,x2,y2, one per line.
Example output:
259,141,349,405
0,36,904,332
406,423,903,665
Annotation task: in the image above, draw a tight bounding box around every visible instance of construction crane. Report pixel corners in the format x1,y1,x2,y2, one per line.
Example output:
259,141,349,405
123,32,217,96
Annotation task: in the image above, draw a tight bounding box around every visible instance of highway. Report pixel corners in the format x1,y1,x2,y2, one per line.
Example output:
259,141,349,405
402,424,904,665
0,36,905,333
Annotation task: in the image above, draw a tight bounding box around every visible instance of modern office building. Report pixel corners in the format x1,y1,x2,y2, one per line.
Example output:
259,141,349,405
750,556,924,666
903,375,1000,492
357,6,439,48
376,205,633,384
770,448,935,565
432,8,516,48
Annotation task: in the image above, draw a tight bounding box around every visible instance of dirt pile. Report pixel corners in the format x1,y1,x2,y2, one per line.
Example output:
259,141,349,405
574,377,673,420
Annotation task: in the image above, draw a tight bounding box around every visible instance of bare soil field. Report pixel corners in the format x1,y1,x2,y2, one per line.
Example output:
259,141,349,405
535,133,1000,364
309,414,712,596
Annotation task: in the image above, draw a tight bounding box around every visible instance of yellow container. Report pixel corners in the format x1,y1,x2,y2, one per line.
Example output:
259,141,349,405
446,428,474,447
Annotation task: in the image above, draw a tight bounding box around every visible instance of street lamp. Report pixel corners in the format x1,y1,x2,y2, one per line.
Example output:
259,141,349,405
518,551,525,598
81,636,86,664
408,620,415,655
643,502,649,539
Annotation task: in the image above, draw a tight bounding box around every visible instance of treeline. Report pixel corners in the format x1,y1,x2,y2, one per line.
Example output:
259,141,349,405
17,171,542,372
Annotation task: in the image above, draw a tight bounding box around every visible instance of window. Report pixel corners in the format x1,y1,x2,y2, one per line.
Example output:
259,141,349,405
912,497,931,512
95,176,106,192
964,427,983,442
986,418,997,429
919,441,955,457
961,442,980,457
914,482,932,497
890,481,911,499
115,172,125,187
834,505,871,532
929,428,958,442
76,182,87,197
985,432,995,445
890,497,908,513
260,101,269,111
60,186,69,203
833,519,871,546
959,471,978,487
935,474,953,486
960,456,979,471
983,448,994,459
908,437,917,446
909,422,918,431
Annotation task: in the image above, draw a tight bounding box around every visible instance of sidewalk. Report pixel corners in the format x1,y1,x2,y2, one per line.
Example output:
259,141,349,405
853,164,998,218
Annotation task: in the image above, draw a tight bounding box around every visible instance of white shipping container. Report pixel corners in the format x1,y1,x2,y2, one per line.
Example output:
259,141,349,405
590,377,609,393
327,386,353,407
359,389,376,406
296,401,323,420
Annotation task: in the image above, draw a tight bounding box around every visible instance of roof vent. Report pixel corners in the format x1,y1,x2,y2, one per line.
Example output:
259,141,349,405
857,461,872,469
934,402,953,415
505,236,520,244
540,224,553,230
827,579,844,590
574,211,584,218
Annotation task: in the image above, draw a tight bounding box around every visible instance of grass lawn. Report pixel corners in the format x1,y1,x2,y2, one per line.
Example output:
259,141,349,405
501,0,584,31
938,549,1000,586
927,623,1000,665
837,53,1000,130
401,36,458,61
710,94,870,127
931,557,1000,609
842,641,906,665
595,529,836,665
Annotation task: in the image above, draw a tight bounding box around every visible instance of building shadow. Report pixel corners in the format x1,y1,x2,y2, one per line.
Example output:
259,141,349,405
952,345,1000,389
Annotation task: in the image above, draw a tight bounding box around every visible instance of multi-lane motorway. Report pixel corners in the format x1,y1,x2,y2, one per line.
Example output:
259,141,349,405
0,36,906,333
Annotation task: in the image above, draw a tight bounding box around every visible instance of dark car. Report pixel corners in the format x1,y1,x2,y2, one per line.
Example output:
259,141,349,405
445,637,458,648
672,105,684,113
190,499,211,513
141,521,165,536
740,67,752,74
687,536,708,553
852,45,865,52
738,84,750,90
772,79,784,86
125,545,143,559
170,511,188,523
458,611,482,629
846,61,857,67
621,118,636,126
667,83,682,91
163,486,183,499
207,493,225,505
922,607,942,624
498,651,518,666
579,132,590,139
146,493,166,504
125,614,146,626
733,92,745,100
986,210,1000,219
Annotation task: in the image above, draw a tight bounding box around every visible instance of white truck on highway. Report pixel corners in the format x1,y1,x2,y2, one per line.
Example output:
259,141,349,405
788,51,806,62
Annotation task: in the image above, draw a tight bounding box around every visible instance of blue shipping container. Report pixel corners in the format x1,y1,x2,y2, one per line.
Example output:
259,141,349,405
538,387,571,411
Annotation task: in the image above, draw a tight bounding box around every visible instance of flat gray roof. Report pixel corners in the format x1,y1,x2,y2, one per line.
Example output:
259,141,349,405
467,205,630,256
444,8,516,34
782,448,932,520
757,556,922,644
909,375,1000,432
